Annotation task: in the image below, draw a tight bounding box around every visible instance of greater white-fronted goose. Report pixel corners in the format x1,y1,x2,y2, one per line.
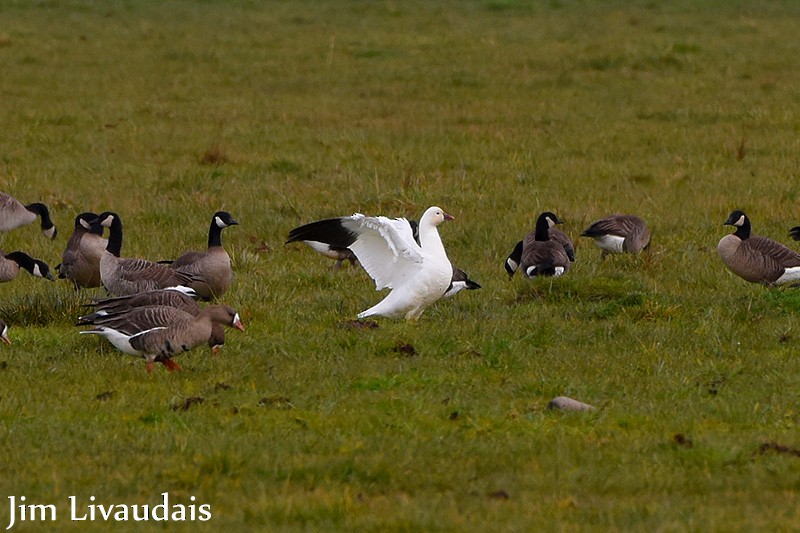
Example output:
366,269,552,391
0,251,55,282
505,226,575,277
79,304,244,371
506,212,571,279
168,211,238,300
0,320,9,345
443,267,482,298
93,212,200,296
287,206,454,320
719,210,800,285
57,212,107,289
0,192,57,239
581,214,651,257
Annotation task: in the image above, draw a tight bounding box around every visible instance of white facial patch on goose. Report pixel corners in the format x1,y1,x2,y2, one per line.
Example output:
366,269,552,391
32,264,43,278
546,217,557,228
43,226,57,239
734,214,746,226
101,214,114,227
594,234,625,253
79,219,92,230
506,257,519,272
215,216,226,228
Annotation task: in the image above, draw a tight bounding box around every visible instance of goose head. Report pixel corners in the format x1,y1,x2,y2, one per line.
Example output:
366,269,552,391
535,211,563,240
94,212,119,229
5,252,55,280
213,211,239,228
723,210,751,239
205,305,245,332
420,206,454,228
76,212,104,235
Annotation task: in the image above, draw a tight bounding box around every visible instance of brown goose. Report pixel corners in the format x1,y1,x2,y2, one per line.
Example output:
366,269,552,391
505,225,575,277
83,287,200,318
719,210,800,285
0,251,55,282
57,212,107,289
169,211,238,300
0,320,9,345
93,212,200,296
581,214,651,257
79,304,244,371
78,294,225,354
505,212,571,278
0,192,57,239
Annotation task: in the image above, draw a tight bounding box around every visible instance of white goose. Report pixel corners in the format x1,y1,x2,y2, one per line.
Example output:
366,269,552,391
287,206,454,320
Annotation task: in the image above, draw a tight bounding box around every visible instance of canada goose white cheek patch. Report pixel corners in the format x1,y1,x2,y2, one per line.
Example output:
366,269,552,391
33,264,42,278
79,219,92,230
44,226,57,239
215,216,225,227
735,215,746,226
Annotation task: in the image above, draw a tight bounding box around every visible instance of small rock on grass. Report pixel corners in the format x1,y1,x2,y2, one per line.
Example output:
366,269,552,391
547,396,596,412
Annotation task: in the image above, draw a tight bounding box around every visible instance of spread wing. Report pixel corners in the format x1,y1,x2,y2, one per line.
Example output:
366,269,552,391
342,215,425,291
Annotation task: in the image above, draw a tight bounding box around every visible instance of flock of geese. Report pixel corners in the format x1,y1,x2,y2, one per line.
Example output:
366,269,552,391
2,190,800,372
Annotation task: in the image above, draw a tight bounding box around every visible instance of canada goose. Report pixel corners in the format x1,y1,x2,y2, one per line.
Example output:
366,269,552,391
287,206,454,320
505,226,575,277
443,267,482,298
167,211,238,300
79,304,244,372
93,212,200,296
57,212,107,289
718,210,800,285
581,214,651,257
0,251,55,282
0,192,57,239
0,320,9,345
506,212,571,279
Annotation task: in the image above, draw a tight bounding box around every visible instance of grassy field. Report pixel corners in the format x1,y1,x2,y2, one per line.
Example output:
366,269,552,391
2,0,800,530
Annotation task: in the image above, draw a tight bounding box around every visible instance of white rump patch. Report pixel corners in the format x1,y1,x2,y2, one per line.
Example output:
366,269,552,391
775,267,800,285
594,234,625,254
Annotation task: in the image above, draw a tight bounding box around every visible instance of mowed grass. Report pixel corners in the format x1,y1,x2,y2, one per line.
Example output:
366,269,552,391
2,0,800,530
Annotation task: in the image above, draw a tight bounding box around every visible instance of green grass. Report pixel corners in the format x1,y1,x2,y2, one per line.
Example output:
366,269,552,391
2,0,800,530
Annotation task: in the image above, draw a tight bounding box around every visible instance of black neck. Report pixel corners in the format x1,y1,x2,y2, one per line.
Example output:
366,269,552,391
734,218,751,240
208,219,223,248
5,251,34,272
106,217,123,257
25,203,54,230
534,217,551,241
